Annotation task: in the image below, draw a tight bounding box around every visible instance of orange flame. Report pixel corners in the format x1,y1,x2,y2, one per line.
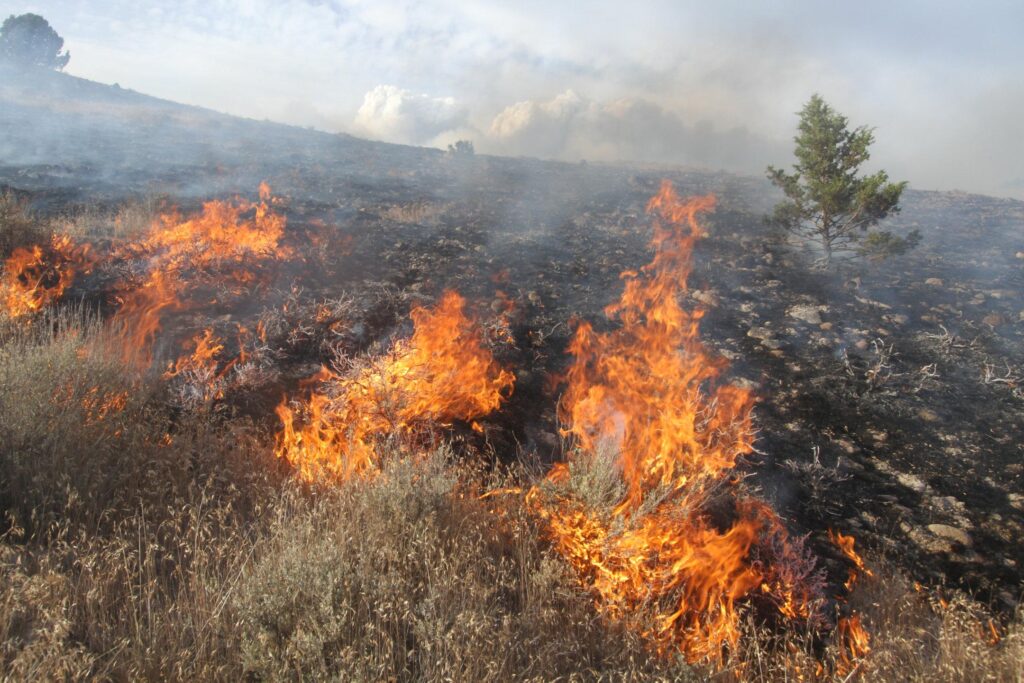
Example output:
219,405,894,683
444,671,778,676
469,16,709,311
526,181,816,663
1,235,93,318
276,290,515,483
164,328,225,379
836,614,871,673
829,529,873,591
112,186,289,368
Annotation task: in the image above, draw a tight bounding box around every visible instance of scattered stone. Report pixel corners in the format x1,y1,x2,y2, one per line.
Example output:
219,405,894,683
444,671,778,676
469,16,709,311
691,289,719,306
896,472,928,493
885,314,909,326
918,408,940,422
927,524,972,547
747,326,774,341
819,322,833,331
982,313,1005,327
925,278,944,286
787,304,823,325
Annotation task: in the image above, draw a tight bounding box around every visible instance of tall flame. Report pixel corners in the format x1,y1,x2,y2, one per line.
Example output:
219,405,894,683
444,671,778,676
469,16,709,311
276,290,515,483
527,181,816,663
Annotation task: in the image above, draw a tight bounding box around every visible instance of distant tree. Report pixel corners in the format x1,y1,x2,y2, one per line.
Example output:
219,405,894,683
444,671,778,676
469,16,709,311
0,13,70,70
767,94,914,268
446,140,475,156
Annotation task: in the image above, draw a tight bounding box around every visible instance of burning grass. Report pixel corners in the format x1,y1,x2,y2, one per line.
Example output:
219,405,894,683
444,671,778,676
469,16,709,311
275,290,515,483
0,183,1020,681
521,182,826,665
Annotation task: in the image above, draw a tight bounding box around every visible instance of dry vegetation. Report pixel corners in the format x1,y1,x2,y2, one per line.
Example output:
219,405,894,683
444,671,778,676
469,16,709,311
0,197,1021,682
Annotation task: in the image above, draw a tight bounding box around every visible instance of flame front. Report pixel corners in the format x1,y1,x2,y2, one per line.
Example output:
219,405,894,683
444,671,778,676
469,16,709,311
276,290,515,483
1,235,93,318
527,181,816,663
112,185,289,367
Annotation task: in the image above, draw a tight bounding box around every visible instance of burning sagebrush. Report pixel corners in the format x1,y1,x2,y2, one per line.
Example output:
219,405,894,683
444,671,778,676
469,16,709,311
524,182,826,664
275,290,515,483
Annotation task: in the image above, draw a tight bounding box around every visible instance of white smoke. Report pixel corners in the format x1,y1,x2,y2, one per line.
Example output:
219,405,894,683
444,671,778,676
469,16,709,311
485,90,785,173
354,84,469,145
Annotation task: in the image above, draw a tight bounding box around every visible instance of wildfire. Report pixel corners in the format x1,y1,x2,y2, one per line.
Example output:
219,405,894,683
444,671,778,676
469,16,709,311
836,614,871,672
525,181,819,663
112,184,289,368
164,328,229,379
275,290,515,483
829,529,873,590
1,234,93,318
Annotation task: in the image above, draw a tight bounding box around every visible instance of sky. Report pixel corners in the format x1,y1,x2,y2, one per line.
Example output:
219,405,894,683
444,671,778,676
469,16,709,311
4,0,1023,198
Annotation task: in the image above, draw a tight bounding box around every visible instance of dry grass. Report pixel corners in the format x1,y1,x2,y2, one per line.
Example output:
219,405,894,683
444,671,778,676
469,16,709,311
235,450,693,682
840,567,1023,682
0,308,1019,681
48,195,165,241
0,190,46,258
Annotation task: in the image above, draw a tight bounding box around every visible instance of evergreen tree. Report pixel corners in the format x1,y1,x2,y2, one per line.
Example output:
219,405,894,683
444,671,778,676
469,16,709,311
0,13,70,70
767,95,915,267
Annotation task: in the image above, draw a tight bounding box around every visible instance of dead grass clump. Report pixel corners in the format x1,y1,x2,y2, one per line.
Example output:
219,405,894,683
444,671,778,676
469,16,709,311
0,308,283,679
835,565,1023,682
235,449,697,682
48,194,164,241
382,201,448,226
0,308,279,536
0,190,46,258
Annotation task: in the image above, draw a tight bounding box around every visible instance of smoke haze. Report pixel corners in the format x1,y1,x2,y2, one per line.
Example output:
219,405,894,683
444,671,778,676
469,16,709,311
3,0,1022,198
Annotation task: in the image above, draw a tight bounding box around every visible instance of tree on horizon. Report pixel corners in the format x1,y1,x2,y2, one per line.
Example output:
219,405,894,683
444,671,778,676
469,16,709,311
0,13,70,71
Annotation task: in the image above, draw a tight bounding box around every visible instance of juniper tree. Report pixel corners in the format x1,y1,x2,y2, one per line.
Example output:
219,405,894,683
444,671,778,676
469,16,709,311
767,94,915,268
0,13,70,70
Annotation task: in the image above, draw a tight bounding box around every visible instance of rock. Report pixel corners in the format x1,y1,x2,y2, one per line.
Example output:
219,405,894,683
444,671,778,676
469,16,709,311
982,313,1005,327
896,472,928,493
885,314,909,326
819,322,833,331
918,408,940,422
787,304,823,325
925,278,944,286
747,326,774,341
1015,251,1024,259
691,289,719,307
854,339,869,351
927,524,972,547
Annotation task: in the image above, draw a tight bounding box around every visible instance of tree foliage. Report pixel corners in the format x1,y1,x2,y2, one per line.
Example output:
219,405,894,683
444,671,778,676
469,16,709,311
767,94,914,267
0,13,70,70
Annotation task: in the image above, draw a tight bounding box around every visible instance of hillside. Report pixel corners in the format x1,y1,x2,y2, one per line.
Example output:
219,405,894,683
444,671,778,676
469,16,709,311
1,64,1023,680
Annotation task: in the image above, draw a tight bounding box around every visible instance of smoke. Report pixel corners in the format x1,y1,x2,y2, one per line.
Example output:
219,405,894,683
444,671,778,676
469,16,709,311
5,1,1024,198
353,85,470,146
485,90,785,172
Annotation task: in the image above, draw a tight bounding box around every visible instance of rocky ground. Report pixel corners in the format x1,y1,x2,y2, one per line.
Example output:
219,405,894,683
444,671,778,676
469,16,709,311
2,66,1022,613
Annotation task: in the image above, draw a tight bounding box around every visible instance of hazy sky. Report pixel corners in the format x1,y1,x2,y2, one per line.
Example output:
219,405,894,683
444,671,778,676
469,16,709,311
4,0,1023,198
